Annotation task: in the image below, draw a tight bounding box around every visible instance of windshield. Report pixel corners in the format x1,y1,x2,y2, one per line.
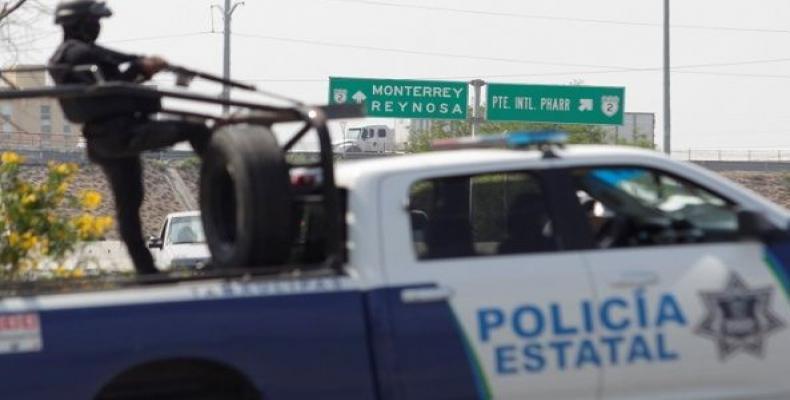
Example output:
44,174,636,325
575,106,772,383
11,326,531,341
168,216,206,244
578,168,738,233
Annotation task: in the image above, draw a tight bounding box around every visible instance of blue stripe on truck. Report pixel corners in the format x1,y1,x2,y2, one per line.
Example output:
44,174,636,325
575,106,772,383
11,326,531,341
0,283,480,400
0,289,377,400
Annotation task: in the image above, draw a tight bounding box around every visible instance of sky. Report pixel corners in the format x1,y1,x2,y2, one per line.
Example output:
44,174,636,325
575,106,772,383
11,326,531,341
6,0,790,152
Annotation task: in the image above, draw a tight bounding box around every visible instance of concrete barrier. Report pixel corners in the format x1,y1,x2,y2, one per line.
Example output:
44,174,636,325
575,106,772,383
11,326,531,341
64,241,134,272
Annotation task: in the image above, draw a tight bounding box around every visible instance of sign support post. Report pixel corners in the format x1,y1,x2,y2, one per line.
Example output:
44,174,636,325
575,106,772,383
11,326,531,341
469,79,486,137
663,0,672,155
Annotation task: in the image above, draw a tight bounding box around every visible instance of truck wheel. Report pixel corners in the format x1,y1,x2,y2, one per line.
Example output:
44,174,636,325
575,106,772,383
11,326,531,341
200,125,294,268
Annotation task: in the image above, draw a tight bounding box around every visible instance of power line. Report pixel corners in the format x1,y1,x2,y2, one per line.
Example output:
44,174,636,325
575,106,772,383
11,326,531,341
233,32,790,74
150,65,790,84
232,32,637,70
13,28,790,74
9,30,790,83
9,31,217,53
320,0,790,35
108,31,215,44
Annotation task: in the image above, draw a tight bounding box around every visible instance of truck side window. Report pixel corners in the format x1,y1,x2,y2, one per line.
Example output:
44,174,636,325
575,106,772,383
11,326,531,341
291,189,348,264
408,172,557,260
378,129,386,138
571,167,739,249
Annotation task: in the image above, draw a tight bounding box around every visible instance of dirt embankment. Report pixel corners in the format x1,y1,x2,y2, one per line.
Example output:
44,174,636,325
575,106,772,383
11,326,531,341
15,160,790,241
719,171,790,209
19,160,189,239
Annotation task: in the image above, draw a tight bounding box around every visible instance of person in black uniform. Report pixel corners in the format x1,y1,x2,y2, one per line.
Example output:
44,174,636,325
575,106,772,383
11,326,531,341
49,0,212,274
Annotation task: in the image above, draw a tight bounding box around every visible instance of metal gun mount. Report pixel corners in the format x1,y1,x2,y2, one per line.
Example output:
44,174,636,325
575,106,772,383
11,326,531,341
0,66,365,273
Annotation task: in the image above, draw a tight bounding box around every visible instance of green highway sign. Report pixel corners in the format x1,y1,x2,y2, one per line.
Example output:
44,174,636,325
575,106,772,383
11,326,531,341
486,83,625,125
329,77,468,119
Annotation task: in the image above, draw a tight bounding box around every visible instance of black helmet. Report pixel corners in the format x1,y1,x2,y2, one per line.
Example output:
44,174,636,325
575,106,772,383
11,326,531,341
54,0,112,26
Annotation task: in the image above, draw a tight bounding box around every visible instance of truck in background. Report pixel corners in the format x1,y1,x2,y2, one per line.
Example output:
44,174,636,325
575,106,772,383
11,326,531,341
341,125,396,153
147,211,210,270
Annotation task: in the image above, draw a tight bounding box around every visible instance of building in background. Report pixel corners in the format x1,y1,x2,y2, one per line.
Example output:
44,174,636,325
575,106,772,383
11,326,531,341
600,112,655,147
0,65,82,151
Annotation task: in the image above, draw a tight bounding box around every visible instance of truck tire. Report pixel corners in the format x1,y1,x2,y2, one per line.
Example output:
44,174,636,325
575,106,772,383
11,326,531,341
200,124,294,268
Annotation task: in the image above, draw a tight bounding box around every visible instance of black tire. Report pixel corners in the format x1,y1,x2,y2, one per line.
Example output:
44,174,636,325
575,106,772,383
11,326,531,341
200,124,293,268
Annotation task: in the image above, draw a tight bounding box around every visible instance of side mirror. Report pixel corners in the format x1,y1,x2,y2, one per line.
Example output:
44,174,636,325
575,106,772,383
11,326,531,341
737,209,786,241
147,236,163,249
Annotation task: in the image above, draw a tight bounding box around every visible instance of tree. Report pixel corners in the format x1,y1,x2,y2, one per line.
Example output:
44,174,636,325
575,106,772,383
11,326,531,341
0,0,29,22
406,106,609,153
0,0,48,66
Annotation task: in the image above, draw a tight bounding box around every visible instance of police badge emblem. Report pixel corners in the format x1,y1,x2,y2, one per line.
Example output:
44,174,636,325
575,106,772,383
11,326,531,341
695,272,784,360
600,96,620,117
333,89,348,104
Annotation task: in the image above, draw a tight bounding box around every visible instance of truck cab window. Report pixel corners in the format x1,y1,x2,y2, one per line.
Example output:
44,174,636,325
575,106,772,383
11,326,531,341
291,189,348,264
408,172,557,260
378,129,386,138
571,167,739,249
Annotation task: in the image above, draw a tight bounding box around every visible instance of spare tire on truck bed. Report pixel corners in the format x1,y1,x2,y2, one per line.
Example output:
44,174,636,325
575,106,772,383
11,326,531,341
200,124,294,268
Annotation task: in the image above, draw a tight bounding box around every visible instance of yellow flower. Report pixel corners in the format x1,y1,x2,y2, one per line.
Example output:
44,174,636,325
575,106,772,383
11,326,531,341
1,151,22,165
7,232,20,246
21,193,37,206
74,214,95,239
56,182,68,195
51,162,78,176
93,216,114,235
53,266,67,277
54,163,71,175
79,190,102,210
19,232,38,251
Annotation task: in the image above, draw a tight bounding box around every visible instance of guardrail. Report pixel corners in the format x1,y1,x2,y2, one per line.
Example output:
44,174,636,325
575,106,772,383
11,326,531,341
671,149,790,162
0,148,197,165
0,132,83,151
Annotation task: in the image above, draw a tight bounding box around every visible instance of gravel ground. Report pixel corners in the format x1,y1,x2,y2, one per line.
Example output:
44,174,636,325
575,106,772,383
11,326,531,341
18,160,187,239
719,171,790,210
15,161,790,242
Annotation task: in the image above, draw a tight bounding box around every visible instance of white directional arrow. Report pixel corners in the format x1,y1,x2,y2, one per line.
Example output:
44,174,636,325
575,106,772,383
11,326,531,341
352,91,367,103
578,98,593,112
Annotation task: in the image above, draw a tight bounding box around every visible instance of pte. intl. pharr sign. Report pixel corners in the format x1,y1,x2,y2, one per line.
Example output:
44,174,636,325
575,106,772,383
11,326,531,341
329,77,468,120
487,83,625,125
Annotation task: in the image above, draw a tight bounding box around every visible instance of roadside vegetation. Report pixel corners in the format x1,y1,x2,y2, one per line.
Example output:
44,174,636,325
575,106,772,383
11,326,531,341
406,117,653,153
0,152,113,280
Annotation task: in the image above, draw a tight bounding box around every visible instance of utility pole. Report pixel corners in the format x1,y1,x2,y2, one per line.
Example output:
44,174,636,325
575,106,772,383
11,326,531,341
663,0,671,155
214,0,244,115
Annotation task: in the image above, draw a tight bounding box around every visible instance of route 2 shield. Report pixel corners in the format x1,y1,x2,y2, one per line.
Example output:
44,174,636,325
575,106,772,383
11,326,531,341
601,96,620,117
333,89,348,104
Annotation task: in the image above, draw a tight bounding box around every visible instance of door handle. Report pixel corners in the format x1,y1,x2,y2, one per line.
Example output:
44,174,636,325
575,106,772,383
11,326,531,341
611,271,659,288
401,287,454,304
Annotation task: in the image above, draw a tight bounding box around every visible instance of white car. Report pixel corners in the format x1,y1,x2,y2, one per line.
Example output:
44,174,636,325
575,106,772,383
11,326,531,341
147,211,210,270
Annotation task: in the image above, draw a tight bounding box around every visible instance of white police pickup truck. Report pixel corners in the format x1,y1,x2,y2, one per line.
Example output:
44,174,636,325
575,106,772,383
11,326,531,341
1,132,790,400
